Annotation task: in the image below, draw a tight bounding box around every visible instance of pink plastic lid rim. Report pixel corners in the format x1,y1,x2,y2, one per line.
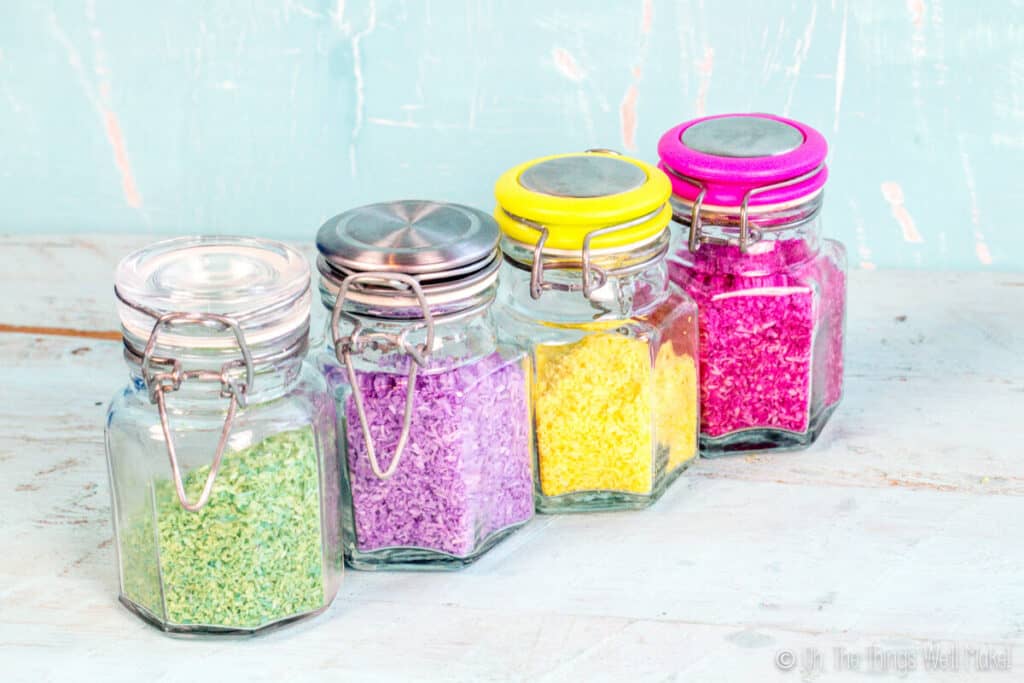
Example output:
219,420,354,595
657,113,828,208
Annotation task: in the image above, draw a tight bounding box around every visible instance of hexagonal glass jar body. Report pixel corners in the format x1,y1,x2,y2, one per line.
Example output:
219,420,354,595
668,195,847,455
493,234,700,513
106,357,341,634
317,304,535,570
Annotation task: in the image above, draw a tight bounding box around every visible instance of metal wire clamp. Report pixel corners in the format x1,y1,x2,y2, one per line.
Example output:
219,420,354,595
664,163,825,253
139,311,255,513
504,209,664,301
331,272,435,481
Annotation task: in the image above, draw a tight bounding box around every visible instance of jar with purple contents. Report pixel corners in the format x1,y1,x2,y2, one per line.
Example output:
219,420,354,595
315,200,534,570
658,113,847,455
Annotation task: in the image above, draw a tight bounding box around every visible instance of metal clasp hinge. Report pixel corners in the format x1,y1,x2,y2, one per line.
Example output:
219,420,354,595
141,312,255,513
507,211,660,301
523,222,612,300
330,273,435,481
665,162,825,253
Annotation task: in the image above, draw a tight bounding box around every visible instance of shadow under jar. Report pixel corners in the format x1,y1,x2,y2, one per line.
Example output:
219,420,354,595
105,237,341,636
657,113,848,456
315,200,534,570
492,151,700,513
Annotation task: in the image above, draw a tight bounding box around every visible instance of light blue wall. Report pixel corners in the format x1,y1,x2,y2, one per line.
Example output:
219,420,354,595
1,1,1021,269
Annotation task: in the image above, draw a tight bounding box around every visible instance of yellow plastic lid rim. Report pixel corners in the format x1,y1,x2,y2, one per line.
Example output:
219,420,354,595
495,203,673,252
501,223,668,258
493,152,673,251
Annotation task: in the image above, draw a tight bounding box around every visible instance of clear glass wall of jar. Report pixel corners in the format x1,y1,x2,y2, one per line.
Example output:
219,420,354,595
105,237,341,635
315,200,534,570
492,152,700,513
658,114,848,455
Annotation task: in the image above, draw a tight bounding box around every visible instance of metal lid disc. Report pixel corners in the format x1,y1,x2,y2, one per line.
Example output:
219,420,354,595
316,200,499,275
680,115,804,158
518,155,647,198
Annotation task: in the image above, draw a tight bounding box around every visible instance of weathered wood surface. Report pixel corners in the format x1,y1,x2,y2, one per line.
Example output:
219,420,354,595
1,234,1022,682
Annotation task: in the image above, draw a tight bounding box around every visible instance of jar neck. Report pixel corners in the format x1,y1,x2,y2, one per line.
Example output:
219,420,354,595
317,272,499,321
498,256,670,323
497,227,672,323
325,300,499,373
671,193,823,275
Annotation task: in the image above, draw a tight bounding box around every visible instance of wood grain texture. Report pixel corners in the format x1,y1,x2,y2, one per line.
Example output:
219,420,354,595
0,235,1022,681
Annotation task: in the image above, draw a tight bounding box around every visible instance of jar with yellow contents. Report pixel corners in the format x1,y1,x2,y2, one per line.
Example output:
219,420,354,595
492,151,700,512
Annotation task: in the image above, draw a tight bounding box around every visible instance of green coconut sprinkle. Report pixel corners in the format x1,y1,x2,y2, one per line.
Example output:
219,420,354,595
119,505,162,616
121,427,325,629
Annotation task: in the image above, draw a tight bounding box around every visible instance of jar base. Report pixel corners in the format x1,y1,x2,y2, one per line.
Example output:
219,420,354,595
699,402,839,457
118,595,330,637
345,520,528,571
536,457,693,513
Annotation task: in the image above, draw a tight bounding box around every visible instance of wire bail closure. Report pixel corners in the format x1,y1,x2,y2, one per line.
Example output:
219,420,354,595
502,210,666,301
139,312,255,513
666,162,825,254
331,272,436,481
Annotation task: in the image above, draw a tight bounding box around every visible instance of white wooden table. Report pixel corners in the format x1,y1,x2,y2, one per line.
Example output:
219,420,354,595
1,235,1022,682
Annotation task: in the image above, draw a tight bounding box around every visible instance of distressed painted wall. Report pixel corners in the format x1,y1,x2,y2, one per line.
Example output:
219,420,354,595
0,1,1021,269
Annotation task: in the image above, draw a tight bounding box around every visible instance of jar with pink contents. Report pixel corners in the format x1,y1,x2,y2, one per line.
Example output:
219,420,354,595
657,113,847,455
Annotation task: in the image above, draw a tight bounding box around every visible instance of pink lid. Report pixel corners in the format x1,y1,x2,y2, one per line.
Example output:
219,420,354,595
657,113,828,208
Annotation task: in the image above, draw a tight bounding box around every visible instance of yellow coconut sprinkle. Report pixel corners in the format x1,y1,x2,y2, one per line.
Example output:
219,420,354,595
533,332,698,498
534,334,651,496
653,342,699,472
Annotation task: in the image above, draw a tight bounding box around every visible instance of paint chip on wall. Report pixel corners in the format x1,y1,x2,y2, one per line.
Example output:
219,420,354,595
881,182,923,244
552,48,585,82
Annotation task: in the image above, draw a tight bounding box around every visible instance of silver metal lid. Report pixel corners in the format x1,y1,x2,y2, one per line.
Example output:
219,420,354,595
681,115,803,158
317,200,501,318
518,155,647,198
316,200,498,275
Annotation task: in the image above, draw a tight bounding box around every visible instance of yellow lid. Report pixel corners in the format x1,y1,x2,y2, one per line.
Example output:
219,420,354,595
493,152,672,251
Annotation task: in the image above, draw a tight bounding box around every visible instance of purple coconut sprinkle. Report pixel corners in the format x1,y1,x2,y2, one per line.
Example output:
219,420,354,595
330,353,533,557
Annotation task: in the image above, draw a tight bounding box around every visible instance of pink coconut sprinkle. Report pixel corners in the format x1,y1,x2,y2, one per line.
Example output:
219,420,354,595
670,239,846,438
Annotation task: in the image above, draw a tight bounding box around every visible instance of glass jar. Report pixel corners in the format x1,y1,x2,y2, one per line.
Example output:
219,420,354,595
105,237,341,635
316,200,534,570
657,113,847,455
492,151,700,513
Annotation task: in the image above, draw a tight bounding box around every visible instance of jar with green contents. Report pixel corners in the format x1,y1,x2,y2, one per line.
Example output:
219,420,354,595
492,151,700,512
105,236,341,635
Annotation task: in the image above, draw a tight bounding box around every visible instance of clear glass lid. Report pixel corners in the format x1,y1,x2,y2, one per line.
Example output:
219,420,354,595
115,236,311,351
